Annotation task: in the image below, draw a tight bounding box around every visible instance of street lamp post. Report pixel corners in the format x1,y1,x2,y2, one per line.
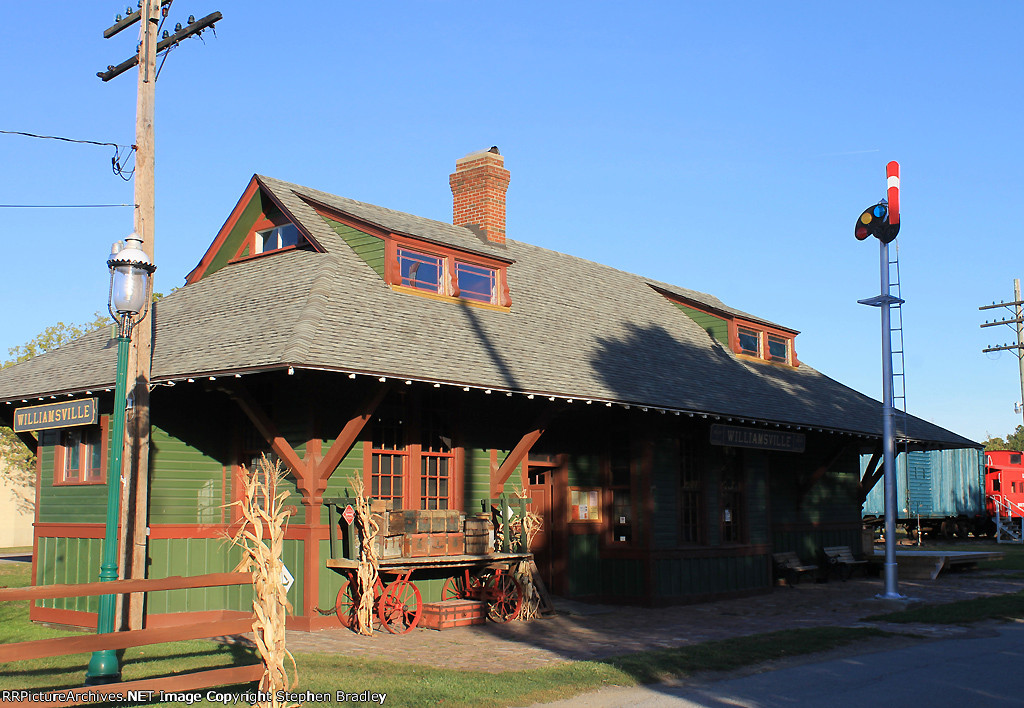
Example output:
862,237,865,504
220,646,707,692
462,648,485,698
85,235,155,685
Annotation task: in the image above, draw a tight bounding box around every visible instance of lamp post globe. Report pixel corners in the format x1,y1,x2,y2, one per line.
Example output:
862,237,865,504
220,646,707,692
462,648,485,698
107,236,155,322
85,235,155,685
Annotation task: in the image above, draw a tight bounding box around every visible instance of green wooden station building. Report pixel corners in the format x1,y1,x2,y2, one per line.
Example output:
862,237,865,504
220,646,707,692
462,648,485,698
0,149,977,631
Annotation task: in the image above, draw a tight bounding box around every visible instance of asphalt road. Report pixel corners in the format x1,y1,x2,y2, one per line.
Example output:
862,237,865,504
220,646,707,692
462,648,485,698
530,622,1024,707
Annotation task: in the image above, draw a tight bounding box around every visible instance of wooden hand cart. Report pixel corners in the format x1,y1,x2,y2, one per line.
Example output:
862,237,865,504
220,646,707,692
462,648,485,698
326,552,532,634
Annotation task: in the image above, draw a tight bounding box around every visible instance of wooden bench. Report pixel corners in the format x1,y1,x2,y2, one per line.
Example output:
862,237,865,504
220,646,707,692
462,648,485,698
822,545,868,580
772,552,818,586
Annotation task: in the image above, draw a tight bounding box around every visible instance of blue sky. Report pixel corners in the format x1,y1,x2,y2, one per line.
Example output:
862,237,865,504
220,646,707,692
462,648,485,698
1,1,1021,444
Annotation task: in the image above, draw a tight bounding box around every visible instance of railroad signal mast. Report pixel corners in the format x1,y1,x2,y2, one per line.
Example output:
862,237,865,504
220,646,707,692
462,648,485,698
855,161,905,600
97,0,222,632
979,280,1024,429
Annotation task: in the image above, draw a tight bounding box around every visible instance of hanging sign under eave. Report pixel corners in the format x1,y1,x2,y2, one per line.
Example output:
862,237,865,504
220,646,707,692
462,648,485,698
710,424,806,453
13,398,98,433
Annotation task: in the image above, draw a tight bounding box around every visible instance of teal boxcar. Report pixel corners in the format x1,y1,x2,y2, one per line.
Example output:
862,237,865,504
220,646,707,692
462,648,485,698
861,448,988,538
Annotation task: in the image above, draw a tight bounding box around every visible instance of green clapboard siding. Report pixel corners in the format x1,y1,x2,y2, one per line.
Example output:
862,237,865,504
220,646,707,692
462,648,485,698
35,536,104,612
323,218,386,279
37,427,111,524
203,189,266,279
465,447,493,514
654,554,771,598
651,439,680,549
568,454,600,487
567,535,643,597
146,538,306,617
320,442,366,524
674,303,729,345
149,425,228,524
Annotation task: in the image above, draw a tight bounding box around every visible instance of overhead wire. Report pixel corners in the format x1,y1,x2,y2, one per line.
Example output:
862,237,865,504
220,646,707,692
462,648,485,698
0,129,136,181
0,204,133,209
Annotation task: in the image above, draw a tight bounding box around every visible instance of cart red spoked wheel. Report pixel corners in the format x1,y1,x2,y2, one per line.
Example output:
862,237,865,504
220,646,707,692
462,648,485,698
379,579,422,634
483,573,523,622
441,570,485,601
334,576,383,629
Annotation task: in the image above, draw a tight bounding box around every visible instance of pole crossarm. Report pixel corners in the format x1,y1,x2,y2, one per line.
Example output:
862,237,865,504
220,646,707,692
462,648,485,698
98,12,223,82
101,0,174,39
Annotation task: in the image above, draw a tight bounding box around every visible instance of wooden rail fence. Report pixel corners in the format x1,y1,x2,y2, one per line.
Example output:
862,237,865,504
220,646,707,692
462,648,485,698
0,572,263,707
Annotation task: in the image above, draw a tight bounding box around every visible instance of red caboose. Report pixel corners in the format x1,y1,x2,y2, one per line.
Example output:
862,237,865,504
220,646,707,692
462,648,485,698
985,450,1024,519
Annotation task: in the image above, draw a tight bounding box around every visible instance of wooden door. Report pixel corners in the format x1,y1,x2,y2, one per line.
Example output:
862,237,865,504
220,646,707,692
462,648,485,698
525,460,556,587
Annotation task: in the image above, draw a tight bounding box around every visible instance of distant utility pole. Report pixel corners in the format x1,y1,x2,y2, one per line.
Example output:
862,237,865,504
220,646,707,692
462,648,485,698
98,1,222,632
980,279,1024,429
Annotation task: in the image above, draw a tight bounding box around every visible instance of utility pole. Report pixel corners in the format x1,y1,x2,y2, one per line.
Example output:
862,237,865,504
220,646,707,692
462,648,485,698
98,2,222,632
980,279,1024,430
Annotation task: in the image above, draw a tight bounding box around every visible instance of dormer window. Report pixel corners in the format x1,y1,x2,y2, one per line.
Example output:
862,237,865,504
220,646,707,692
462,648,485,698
387,241,508,308
737,327,760,357
732,321,797,366
398,248,443,293
256,224,301,254
766,334,790,363
455,262,496,303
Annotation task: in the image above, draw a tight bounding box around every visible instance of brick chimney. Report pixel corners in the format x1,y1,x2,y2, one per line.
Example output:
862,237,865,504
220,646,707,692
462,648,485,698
449,147,510,244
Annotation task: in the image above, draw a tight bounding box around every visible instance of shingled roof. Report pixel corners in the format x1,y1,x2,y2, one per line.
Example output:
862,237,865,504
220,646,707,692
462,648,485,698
0,175,978,449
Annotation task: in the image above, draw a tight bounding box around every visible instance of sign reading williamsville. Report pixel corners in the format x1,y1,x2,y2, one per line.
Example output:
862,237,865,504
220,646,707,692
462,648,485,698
710,424,805,453
13,398,98,433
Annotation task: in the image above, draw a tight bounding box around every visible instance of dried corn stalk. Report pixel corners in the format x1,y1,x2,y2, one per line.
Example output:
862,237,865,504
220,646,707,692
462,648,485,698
514,560,542,621
227,454,298,708
495,486,543,552
348,475,380,635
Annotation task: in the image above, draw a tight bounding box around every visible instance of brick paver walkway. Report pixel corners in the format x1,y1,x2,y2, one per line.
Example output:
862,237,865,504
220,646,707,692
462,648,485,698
284,570,1024,672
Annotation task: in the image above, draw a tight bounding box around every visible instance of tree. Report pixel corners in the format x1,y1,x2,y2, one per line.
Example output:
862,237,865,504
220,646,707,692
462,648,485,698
982,425,1024,452
3,312,109,368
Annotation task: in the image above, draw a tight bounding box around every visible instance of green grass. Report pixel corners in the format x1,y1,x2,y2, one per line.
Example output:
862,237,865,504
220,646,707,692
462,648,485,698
0,561,894,707
867,590,1024,625
0,546,31,554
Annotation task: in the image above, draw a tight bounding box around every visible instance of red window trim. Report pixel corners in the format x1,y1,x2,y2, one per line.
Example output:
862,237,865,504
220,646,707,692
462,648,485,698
728,320,799,367
361,440,464,512
384,237,511,309
51,416,110,487
306,201,512,309
228,214,302,264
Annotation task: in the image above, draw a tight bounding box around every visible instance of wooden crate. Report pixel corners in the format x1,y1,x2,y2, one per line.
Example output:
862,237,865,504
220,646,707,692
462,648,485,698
403,532,466,557
419,599,487,630
389,510,462,535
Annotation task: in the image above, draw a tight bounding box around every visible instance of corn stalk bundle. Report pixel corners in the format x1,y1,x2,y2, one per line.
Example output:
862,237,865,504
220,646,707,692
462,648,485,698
348,474,380,635
495,487,543,552
227,454,298,708
513,560,542,621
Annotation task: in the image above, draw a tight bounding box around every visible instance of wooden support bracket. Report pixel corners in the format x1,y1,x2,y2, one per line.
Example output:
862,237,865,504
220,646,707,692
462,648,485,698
219,383,308,486
858,445,885,502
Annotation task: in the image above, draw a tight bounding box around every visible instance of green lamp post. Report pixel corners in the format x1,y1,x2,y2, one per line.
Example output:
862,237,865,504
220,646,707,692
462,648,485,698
85,235,155,685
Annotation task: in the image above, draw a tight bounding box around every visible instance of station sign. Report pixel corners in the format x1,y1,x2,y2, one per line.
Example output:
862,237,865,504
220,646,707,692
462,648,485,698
710,424,805,453
12,398,98,433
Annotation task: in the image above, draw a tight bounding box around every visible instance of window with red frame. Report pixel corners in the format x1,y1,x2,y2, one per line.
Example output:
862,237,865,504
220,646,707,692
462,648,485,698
42,427,104,484
737,327,760,357
393,245,501,306
455,262,496,303
766,334,790,363
370,415,407,505
255,223,301,254
420,410,454,510
679,438,704,545
397,248,443,293
720,455,745,543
